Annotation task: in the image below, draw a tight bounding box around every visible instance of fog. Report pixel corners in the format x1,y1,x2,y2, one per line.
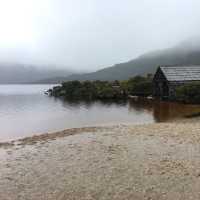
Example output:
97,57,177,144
0,0,200,71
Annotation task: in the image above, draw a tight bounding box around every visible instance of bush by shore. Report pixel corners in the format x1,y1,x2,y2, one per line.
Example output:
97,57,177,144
48,76,153,100
176,82,200,104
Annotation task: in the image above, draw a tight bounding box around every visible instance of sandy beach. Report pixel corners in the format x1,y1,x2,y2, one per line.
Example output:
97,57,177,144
1,118,200,200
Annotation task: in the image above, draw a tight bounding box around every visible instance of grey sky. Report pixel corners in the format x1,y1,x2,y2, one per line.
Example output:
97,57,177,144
0,0,200,71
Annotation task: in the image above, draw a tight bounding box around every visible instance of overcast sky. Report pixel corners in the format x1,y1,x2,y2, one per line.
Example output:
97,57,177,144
0,0,200,71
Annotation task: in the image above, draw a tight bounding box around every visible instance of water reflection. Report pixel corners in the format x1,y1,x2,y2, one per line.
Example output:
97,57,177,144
128,98,200,122
0,84,200,141
60,97,200,123
60,98,127,109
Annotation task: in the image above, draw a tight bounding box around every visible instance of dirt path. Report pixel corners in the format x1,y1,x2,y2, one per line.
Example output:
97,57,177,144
1,120,200,200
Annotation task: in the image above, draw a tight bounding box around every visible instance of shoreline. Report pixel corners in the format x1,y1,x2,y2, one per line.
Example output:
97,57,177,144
1,118,200,199
0,116,197,148
0,121,156,148
0,115,199,149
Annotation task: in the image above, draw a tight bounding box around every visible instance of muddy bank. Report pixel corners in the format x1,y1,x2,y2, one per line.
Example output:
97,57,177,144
1,119,200,199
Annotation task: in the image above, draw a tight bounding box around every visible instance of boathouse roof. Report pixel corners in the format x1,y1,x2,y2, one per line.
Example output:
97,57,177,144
159,65,200,81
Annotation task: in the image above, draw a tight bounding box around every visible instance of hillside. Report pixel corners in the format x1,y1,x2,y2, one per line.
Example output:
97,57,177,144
0,63,75,84
62,38,200,81
2,38,200,84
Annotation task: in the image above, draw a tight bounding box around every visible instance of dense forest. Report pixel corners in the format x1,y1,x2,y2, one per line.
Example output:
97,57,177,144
48,75,153,100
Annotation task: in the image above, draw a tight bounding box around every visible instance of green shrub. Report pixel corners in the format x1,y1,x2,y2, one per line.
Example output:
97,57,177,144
126,76,153,96
176,82,200,103
49,75,153,99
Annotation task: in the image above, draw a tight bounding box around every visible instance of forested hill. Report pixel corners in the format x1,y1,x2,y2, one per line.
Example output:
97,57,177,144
63,38,200,81
2,38,200,84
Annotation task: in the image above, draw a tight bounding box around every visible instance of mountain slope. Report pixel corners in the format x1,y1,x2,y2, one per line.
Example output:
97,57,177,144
0,63,75,84
2,38,200,83
63,39,200,81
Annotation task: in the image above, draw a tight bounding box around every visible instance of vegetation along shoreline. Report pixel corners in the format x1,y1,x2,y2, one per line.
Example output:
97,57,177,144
47,73,200,105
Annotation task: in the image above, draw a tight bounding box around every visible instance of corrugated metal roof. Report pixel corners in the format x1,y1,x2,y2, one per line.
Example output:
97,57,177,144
160,65,200,81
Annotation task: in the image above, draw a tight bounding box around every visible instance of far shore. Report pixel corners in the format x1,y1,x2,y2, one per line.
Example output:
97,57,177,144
1,118,200,199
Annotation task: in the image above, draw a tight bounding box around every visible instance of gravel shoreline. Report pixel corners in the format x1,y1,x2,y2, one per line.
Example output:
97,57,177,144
1,119,200,200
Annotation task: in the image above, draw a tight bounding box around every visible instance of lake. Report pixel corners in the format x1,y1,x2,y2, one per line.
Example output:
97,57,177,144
0,84,200,141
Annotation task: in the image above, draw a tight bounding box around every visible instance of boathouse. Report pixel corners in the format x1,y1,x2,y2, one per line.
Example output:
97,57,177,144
153,65,200,99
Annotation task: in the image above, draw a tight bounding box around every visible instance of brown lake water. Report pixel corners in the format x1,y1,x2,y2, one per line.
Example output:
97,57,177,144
0,84,200,141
